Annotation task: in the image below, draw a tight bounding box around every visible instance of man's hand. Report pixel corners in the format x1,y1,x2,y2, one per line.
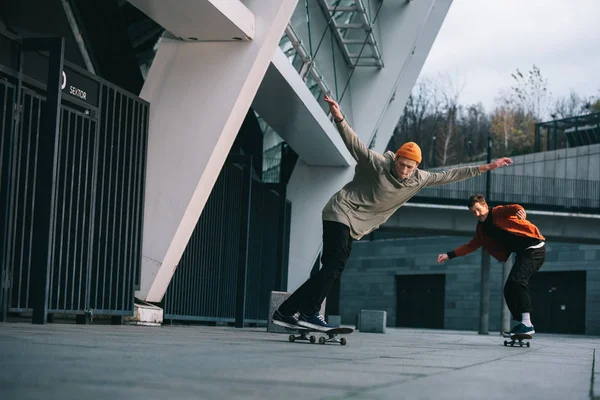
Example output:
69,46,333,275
479,157,513,173
324,94,344,122
516,209,526,220
437,254,449,264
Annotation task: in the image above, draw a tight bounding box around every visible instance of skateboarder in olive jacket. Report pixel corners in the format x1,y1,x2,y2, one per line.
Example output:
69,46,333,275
437,194,545,335
272,95,514,331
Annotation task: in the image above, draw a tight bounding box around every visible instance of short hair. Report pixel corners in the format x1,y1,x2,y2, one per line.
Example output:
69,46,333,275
468,194,487,209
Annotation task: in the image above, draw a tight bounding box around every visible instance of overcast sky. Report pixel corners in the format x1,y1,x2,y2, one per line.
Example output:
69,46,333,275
419,0,600,113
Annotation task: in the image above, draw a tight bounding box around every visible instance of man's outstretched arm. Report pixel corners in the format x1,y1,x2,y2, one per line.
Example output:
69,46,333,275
424,157,513,187
437,234,482,264
324,94,377,164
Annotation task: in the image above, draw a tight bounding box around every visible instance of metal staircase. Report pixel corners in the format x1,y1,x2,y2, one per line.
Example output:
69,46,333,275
317,0,384,68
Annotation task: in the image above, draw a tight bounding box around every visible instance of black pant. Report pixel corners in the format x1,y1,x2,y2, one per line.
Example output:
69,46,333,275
278,221,353,316
504,246,546,321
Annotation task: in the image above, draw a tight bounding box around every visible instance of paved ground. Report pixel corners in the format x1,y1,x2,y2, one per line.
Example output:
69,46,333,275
0,322,598,400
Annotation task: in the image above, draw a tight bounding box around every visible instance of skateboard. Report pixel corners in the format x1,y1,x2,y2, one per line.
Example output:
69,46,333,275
284,326,354,345
503,333,532,347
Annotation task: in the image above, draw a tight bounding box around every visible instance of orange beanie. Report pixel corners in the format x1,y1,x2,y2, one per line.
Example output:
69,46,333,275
395,142,422,163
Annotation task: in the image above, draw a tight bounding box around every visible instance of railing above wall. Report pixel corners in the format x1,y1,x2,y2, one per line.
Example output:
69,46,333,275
535,112,600,152
413,173,600,213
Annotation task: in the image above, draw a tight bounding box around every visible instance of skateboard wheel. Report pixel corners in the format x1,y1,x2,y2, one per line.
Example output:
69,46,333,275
519,343,523,347
526,342,530,348
503,341,508,346
288,335,295,342
340,338,347,346
319,337,326,345
310,335,316,344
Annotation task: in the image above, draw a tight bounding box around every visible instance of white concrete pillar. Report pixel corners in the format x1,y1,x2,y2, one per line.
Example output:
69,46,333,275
135,0,299,302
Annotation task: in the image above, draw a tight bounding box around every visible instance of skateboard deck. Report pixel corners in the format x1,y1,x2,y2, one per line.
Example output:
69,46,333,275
503,333,532,347
273,321,353,345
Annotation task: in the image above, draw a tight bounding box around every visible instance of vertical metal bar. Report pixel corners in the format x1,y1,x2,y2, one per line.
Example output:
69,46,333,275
136,104,149,290
123,98,135,311
78,116,92,310
85,112,99,314
0,83,14,320
6,61,25,315
48,108,65,310
479,132,493,335
64,112,76,309
23,38,64,324
26,96,44,311
235,156,252,328
57,110,72,310
305,0,313,57
106,89,119,310
331,27,338,99
275,185,287,291
130,101,141,292
72,114,84,311
16,93,32,310
98,87,113,309
115,97,129,311
112,92,124,311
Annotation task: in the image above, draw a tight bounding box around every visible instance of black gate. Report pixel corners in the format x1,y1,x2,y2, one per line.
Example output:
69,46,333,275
396,274,446,329
529,271,586,334
164,160,291,325
0,31,148,321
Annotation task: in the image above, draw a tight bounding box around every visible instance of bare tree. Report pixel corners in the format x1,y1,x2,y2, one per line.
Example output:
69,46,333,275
551,90,588,119
461,103,490,161
434,72,466,166
390,78,443,168
509,65,552,121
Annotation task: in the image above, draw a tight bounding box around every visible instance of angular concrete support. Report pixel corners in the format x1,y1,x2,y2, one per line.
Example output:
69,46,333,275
253,49,354,167
129,0,255,41
137,0,299,302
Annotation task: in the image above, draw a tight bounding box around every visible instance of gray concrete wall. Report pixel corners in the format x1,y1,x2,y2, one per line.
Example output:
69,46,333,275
340,236,600,335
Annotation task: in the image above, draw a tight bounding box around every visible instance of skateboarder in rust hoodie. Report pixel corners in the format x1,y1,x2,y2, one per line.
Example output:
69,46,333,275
272,94,514,331
437,194,546,336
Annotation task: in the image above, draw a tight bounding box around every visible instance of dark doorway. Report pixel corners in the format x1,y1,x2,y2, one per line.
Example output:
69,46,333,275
396,274,445,329
529,271,586,334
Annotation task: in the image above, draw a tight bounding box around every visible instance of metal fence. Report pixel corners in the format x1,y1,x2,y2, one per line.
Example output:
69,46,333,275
0,33,148,320
164,159,291,325
0,79,17,315
414,173,600,212
86,85,148,314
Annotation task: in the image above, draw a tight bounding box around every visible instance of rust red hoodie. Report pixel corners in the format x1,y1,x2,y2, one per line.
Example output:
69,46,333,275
449,204,545,262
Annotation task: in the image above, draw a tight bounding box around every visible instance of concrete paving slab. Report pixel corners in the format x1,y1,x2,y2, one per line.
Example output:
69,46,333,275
0,323,596,400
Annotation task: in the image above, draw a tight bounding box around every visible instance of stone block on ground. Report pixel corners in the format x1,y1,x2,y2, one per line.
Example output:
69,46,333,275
359,309,386,333
328,315,341,326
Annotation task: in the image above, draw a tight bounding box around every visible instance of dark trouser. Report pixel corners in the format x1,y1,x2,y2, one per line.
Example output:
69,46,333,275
278,221,353,316
504,246,546,322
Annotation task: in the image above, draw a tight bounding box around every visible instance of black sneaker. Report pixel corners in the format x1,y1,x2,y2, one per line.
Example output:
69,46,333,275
271,310,298,328
297,312,337,330
510,323,535,335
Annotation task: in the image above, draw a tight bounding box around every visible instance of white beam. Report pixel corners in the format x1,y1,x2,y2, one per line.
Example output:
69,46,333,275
129,0,255,41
